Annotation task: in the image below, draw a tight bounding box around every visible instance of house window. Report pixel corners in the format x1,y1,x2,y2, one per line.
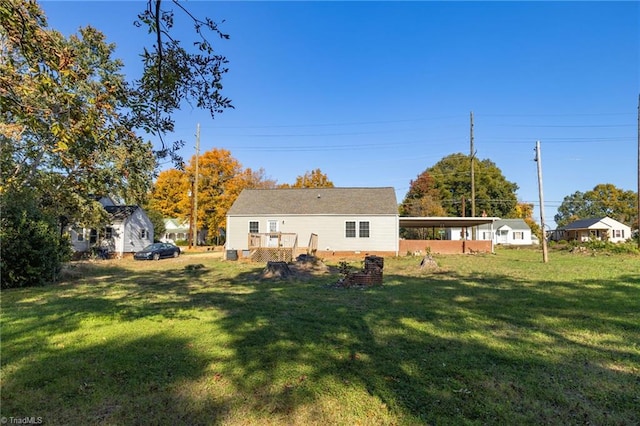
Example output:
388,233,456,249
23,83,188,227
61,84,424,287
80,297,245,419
105,227,113,239
482,232,492,240
614,229,624,238
513,232,524,240
75,228,84,242
89,229,98,244
345,221,356,238
249,221,259,233
140,229,148,239
359,221,370,238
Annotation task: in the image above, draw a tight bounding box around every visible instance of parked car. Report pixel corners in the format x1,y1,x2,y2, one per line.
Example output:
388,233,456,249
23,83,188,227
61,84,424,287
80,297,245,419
134,243,181,260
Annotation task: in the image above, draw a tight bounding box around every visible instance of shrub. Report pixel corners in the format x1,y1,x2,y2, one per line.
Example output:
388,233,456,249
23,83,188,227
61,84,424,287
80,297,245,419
565,239,639,255
0,191,72,289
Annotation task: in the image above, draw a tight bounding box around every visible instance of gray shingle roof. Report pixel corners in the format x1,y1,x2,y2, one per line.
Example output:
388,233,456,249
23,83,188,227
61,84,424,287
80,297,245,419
477,218,530,231
228,187,398,216
562,217,609,230
496,219,530,231
104,205,139,220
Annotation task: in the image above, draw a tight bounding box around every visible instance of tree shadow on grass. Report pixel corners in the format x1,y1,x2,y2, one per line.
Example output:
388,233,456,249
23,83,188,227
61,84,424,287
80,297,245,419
0,334,229,425
208,266,640,424
2,259,639,424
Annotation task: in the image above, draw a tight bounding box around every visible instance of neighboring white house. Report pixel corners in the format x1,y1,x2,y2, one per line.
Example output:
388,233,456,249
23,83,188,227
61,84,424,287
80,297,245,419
445,219,533,245
161,218,189,243
226,187,399,256
476,218,535,246
69,197,154,256
554,217,631,243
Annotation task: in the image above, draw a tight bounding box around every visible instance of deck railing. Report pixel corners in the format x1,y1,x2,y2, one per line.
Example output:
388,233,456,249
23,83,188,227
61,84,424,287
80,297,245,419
248,232,298,249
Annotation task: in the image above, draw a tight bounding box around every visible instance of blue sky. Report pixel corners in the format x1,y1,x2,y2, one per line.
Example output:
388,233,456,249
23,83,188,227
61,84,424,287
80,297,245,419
41,1,639,227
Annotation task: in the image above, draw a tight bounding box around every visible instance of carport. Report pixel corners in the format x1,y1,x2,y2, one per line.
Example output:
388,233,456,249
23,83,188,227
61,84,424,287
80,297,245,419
399,216,500,254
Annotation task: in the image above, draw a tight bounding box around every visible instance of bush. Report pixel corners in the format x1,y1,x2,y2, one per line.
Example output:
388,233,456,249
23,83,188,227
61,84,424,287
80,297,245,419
565,239,639,255
608,241,640,254
0,191,72,289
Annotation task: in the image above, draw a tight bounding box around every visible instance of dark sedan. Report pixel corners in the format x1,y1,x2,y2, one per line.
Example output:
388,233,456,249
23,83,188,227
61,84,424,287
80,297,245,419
133,243,181,260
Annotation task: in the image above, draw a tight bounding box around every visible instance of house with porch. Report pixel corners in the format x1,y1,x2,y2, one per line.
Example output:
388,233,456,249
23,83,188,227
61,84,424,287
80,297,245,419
161,218,189,244
553,217,631,243
225,187,399,261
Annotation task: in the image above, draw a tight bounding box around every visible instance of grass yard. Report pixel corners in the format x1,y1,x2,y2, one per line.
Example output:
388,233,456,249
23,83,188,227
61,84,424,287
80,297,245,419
1,249,639,425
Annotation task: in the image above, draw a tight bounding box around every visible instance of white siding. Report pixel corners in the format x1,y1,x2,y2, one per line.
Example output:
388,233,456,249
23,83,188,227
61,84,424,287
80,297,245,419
477,222,533,245
600,217,631,243
446,227,469,241
69,228,91,252
121,209,154,253
226,214,398,252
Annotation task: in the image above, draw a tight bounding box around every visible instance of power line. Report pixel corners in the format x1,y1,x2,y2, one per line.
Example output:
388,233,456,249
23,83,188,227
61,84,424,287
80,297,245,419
493,124,633,128
186,112,634,130
205,115,465,129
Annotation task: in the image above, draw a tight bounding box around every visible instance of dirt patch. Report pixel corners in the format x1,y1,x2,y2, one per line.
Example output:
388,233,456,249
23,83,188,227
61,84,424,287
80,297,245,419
259,256,334,281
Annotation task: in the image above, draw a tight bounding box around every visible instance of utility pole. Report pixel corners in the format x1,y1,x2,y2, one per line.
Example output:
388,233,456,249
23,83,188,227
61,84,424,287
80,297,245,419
188,176,194,249
461,196,467,240
535,141,549,263
470,111,476,240
193,123,200,248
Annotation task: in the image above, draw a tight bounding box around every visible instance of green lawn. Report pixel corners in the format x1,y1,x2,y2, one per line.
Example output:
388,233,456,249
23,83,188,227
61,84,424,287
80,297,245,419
1,249,639,425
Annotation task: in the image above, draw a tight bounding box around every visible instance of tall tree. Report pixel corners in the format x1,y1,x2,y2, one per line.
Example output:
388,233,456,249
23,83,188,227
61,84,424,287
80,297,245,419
1,1,156,221
0,0,233,284
418,153,518,218
188,148,243,242
555,183,638,227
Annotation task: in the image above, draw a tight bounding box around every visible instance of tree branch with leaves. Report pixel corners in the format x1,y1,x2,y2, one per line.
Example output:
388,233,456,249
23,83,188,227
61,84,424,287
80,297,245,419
132,0,233,164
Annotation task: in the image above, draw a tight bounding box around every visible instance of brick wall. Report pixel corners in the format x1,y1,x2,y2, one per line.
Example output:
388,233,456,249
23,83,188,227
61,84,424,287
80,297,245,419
399,240,492,255
316,251,397,260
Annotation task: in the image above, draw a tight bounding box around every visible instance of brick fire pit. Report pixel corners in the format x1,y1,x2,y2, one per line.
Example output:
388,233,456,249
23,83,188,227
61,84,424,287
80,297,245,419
342,255,384,286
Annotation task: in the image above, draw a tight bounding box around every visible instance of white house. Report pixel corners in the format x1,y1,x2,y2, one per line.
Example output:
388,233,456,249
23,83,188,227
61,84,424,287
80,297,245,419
477,219,534,246
70,197,154,257
556,217,631,243
161,218,189,243
444,219,534,245
226,187,399,258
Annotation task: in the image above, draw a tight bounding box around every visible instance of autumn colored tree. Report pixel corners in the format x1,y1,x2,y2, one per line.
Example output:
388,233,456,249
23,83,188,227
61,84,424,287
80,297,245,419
554,183,638,228
399,171,447,239
400,171,446,217
241,168,278,190
148,169,190,218
149,149,274,244
280,169,335,188
184,148,243,243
